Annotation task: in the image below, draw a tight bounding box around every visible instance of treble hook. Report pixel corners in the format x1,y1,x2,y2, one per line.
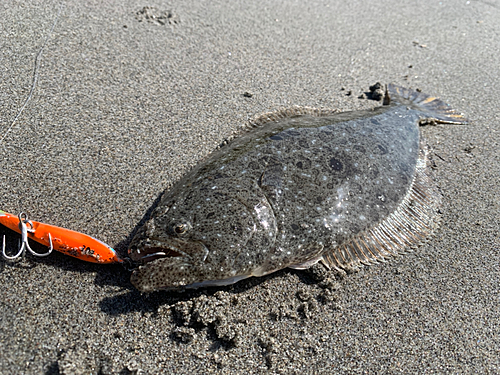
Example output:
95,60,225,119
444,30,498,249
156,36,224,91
2,212,53,260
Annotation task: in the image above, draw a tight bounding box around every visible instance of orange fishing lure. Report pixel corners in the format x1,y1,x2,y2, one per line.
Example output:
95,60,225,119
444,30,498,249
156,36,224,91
0,210,122,264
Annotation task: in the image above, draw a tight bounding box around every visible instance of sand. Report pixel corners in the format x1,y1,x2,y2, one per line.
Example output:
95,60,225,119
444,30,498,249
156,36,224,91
1,0,499,373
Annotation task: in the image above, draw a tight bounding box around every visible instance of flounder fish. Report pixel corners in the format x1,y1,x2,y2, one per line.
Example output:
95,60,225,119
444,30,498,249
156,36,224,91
128,84,467,292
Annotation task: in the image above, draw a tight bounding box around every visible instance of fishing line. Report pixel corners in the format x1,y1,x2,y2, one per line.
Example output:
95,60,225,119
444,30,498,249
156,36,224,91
0,2,64,145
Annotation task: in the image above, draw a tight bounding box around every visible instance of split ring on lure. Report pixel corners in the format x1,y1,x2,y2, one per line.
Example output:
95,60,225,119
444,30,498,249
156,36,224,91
0,210,122,264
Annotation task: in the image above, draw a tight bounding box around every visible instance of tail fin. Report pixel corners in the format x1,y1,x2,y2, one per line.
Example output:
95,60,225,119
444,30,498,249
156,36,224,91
385,83,468,125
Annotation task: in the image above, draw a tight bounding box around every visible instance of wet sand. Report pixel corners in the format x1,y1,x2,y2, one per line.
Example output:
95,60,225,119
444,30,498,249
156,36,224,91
1,1,499,373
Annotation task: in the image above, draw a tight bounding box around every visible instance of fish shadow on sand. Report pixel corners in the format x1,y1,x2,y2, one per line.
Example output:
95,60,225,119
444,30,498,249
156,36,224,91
97,261,342,318
97,269,282,316
98,266,343,351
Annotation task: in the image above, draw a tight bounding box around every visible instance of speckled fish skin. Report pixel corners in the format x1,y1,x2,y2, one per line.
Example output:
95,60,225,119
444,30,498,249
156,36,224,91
128,84,467,292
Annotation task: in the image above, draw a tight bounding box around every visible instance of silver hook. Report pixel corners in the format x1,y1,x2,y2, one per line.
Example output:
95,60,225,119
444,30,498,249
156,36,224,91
2,212,53,260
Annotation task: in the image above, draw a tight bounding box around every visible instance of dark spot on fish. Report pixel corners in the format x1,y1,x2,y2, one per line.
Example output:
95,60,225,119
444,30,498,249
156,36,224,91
248,161,260,170
368,210,380,223
367,166,380,179
258,156,270,165
206,212,215,219
397,161,412,174
270,135,283,141
318,130,333,141
299,139,308,148
214,173,228,179
353,145,366,153
294,157,311,170
231,225,243,235
377,144,388,154
329,157,343,171
287,130,301,136
349,183,363,196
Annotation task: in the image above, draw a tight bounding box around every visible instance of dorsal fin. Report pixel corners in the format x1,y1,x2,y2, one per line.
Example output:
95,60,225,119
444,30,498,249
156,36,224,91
244,106,339,130
321,143,442,272
216,106,340,150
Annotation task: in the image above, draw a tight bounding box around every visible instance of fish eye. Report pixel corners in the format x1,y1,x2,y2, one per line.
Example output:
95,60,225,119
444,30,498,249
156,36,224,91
174,223,188,234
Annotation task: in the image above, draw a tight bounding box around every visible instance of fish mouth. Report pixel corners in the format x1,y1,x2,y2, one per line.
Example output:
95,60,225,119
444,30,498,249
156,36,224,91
128,243,183,264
